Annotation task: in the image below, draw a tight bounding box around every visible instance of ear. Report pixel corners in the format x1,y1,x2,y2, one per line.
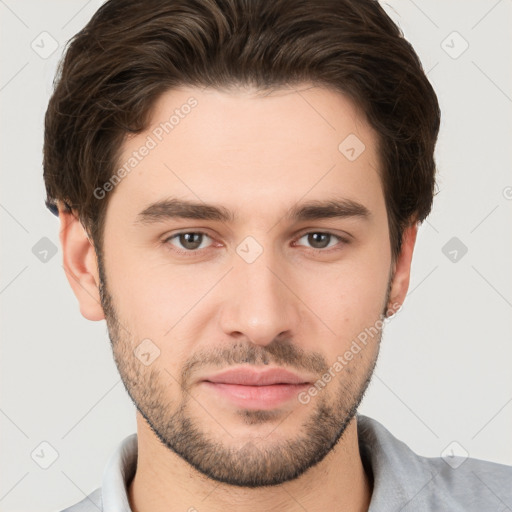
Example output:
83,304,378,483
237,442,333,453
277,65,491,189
387,222,418,315
58,208,105,321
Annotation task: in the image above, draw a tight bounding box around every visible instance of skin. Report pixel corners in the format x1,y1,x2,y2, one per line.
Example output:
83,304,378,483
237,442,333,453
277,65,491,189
59,84,417,512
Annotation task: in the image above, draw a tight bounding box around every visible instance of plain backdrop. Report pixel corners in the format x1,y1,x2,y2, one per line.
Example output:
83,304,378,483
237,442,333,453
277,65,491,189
1,1,511,511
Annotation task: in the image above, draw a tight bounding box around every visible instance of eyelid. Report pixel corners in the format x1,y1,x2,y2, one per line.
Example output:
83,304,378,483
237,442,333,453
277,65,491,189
293,227,351,241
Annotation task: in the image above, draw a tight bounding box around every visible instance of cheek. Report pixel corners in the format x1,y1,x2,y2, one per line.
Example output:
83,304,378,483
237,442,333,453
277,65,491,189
106,247,223,347
305,249,390,348
103,246,173,336
315,275,386,338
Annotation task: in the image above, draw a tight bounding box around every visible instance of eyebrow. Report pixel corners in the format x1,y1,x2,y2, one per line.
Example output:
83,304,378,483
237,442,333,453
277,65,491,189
134,196,371,225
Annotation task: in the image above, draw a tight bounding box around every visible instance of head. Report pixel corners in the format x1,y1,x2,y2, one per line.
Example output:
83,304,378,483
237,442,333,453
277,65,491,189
44,0,440,488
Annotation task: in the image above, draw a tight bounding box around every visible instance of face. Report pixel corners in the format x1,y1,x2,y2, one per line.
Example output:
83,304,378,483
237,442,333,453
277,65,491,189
93,84,402,487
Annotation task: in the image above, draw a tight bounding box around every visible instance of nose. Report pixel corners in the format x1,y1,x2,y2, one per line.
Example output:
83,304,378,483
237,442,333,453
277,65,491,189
218,245,302,347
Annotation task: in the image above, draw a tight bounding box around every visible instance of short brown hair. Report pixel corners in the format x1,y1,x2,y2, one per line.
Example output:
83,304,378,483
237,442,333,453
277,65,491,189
43,0,440,263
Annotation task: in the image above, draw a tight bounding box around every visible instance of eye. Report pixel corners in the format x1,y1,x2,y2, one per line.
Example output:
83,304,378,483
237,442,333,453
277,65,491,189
293,231,347,252
164,231,213,254
162,230,349,257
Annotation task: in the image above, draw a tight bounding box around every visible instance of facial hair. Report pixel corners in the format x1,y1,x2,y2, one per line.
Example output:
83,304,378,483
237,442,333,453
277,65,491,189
97,250,390,487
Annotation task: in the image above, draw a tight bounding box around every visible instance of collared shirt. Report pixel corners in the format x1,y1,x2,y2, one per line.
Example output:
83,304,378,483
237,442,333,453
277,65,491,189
60,414,512,511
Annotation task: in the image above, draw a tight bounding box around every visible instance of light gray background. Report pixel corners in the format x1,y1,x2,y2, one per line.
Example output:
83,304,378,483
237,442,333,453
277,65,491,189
1,1,511,511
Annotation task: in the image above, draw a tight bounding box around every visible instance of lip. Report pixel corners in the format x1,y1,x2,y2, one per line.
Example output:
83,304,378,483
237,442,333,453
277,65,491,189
200,367,313,410
202,367,312,386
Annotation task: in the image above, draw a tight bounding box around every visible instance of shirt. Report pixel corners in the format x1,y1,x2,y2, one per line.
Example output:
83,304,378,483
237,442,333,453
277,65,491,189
60,414,512,511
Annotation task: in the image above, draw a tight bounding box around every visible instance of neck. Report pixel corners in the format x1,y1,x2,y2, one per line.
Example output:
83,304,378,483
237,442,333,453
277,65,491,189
128,412,372,512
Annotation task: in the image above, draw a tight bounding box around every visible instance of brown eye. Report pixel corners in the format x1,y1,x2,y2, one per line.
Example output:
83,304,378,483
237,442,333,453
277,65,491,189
165,232,212,253
295,232,345,251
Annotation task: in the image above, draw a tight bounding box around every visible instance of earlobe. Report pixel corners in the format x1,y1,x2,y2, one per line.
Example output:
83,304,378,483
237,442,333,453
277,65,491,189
387,222,419,315
59,209,105,321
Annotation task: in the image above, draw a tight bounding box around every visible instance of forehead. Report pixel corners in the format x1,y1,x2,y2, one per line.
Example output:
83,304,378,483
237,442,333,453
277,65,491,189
107,84,384,225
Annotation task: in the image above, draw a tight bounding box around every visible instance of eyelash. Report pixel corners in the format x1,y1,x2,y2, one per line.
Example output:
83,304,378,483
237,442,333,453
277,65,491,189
162,230,350,257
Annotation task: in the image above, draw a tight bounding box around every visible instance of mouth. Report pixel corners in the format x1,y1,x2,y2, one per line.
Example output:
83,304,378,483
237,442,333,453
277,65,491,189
200,367,313,410
202,367,312,386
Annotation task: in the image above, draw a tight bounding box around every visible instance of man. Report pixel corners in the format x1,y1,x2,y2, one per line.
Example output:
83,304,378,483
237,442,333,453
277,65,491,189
43,0,511,510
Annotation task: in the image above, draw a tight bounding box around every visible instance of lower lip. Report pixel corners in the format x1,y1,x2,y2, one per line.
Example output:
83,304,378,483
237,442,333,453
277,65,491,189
201,381,310,410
